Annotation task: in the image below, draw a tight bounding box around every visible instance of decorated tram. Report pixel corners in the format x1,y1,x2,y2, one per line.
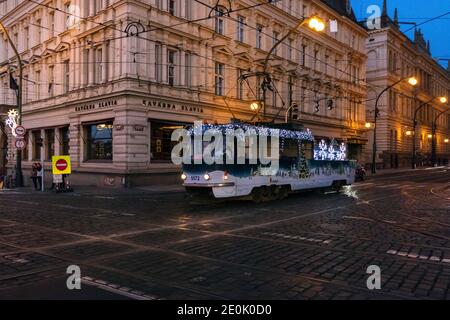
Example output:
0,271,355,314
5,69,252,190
180,122,356,202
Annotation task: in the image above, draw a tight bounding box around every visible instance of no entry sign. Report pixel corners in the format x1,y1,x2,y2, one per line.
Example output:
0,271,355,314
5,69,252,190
52,156,71,175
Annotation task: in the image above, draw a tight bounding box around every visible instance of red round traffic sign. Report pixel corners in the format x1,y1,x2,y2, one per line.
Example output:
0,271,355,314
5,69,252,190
15,126,26,137
55,159,68,171
15,139,26,150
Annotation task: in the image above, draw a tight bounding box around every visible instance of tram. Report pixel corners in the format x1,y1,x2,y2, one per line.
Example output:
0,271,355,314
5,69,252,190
180,122,356,202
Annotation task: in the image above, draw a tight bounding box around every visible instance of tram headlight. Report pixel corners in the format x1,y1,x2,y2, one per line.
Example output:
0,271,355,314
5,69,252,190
223,172,229,180
181,173,187,181
204,173,211,181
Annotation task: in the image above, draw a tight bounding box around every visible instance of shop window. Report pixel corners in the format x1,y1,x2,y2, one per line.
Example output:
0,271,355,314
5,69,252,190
46,129,55,161
151,121,188,162
86,121,113,161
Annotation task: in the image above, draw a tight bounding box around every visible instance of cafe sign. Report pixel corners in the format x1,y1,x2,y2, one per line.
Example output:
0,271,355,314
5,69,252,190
142,99,204,114
74,100,118,112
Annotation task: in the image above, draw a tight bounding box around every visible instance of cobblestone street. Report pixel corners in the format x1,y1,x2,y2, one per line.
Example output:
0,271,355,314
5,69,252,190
1,168,450,300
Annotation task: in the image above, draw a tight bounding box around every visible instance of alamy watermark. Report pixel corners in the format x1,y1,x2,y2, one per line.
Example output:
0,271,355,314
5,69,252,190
171,121,280,173
366,5,382,30
66,265,81,290
366,265,382,290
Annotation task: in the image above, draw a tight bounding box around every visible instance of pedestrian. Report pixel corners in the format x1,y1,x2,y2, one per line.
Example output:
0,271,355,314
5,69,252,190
36,162,43,190
30,162,43,191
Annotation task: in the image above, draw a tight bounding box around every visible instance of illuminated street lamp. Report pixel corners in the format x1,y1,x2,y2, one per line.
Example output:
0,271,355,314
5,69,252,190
0,21,23,187
430,98,449,166
412,96,448,168
405,131,412,136
365,122,372,129
261,15,325,120
308,16,326,32
371,76,418,174
250,101,260,111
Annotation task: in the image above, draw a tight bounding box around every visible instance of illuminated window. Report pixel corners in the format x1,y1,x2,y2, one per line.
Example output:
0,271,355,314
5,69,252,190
85,121,113,160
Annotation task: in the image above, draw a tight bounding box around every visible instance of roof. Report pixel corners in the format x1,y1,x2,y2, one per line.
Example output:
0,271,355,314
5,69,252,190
320,0,357,22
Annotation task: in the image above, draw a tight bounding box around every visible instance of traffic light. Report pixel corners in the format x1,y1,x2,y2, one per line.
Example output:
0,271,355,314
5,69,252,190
35,138,43,148
327,99,334,110
291,103,299,120
314,101,320,113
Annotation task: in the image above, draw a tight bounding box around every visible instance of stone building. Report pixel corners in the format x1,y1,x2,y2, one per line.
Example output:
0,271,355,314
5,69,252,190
0,0,367,186
365,0,450,169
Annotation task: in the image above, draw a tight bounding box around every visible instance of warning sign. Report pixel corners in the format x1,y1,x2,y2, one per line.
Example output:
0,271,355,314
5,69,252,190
52,156,71,175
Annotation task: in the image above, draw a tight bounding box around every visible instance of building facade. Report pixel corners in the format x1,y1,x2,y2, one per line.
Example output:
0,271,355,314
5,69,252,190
365,0,450,169
0,0,367,187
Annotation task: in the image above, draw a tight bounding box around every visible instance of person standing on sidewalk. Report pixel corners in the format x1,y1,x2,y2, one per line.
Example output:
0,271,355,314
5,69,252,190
30,162,42,191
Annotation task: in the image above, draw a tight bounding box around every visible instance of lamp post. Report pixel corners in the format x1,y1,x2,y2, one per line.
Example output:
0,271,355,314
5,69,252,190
0,21,23,187
371,76,417,174
261,15,325,120
430,98,448,167
412,96,447,169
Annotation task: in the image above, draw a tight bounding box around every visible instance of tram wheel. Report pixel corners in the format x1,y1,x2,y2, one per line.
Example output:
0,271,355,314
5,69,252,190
251,187,264,203
279,186,289,199
331,181,344,192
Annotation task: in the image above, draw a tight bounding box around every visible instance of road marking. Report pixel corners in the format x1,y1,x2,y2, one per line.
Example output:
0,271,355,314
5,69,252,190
81,276,156,300
342,216,373,222
262,232,332,244
354,182,375,188
3,256,29,264
386,250,448,264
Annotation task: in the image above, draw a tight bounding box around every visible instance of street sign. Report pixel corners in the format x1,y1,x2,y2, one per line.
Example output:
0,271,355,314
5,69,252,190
14,125,26,137
53,174,63,183
14,139,26,150
52,156,71,175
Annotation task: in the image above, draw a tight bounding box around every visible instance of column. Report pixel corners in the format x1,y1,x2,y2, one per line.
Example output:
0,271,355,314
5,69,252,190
161,44,167,84
88,47,95,85
55,128,61,156
102,41,108,83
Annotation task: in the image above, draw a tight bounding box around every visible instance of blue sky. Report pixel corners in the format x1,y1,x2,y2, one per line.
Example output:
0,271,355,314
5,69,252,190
352,0,450,68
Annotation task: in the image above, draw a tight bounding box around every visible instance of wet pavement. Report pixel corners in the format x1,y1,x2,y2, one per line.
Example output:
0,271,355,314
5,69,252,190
1,168,450,299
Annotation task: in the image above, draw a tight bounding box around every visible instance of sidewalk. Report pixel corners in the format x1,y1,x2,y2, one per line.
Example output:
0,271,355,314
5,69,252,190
365,166,448,179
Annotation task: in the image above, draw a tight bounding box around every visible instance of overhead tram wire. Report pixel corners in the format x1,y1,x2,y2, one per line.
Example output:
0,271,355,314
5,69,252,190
403,11,450,33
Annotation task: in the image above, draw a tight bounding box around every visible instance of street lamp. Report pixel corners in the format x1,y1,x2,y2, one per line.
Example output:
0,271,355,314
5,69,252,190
0,21,23,187
430,98,449,166
250,101,260,111
261,15,325,119
412,96,447,169
365,122,372,129
371,76,418,174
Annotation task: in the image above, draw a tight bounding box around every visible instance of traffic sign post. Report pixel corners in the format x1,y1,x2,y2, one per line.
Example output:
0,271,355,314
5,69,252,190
52,156,73,193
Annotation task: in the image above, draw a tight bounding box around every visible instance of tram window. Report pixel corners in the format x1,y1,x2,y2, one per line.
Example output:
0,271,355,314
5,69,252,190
281,139,298,158
303,142,314,160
